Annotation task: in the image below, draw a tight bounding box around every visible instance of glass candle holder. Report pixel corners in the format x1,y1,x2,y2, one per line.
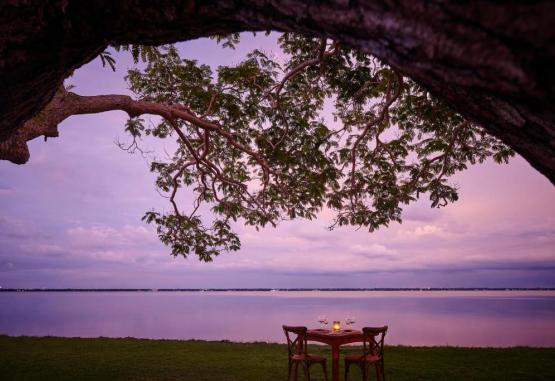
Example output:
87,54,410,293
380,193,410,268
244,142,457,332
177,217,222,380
332,320,341,331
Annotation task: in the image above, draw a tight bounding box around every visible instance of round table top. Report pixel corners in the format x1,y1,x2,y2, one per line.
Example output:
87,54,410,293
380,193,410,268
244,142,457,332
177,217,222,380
307,328,363,339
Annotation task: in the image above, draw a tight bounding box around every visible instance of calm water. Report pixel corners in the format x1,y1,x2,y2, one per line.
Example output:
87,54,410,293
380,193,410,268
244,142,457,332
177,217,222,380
1,290,554,347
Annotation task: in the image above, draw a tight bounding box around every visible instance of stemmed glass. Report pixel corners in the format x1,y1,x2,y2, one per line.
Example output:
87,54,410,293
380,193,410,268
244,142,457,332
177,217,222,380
345,315,356,328
317,315,329,330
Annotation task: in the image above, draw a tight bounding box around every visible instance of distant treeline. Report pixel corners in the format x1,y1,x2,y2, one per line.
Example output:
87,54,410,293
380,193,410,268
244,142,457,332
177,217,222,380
1,288,554,292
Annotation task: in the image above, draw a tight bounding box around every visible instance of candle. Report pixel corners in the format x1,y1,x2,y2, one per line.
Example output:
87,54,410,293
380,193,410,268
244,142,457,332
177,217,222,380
332,320,341,331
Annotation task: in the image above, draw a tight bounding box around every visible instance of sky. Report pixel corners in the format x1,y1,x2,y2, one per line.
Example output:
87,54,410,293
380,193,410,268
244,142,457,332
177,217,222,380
1,34,554,289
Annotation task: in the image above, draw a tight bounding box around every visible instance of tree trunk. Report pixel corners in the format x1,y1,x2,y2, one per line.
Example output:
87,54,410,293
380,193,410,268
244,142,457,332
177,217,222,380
1,1,554,183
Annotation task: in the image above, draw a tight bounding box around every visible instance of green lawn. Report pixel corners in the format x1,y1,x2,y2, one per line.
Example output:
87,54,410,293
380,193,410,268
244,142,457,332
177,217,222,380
1,335,554,381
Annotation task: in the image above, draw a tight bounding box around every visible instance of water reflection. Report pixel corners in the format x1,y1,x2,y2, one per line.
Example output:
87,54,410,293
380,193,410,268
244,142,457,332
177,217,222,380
0,291,554,347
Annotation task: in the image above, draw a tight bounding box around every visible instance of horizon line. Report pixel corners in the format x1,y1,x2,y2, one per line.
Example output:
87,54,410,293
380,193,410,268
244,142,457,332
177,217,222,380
1,287,555,292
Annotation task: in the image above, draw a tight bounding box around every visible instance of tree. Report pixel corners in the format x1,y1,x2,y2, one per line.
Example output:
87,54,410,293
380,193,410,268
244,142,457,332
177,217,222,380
1,1,554,182
7,34,514,261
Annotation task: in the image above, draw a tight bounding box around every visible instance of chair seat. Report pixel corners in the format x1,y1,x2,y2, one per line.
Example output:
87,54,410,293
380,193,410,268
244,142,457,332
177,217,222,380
344,353,381,364
291,353,327,363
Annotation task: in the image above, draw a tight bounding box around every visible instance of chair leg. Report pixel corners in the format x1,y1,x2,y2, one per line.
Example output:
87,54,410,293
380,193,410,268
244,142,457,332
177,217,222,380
344,361,350,381
322,361,328,381
294,362,299,381
375,363,381,381
287,360,292,381
303,362,310,381
362,364,368,381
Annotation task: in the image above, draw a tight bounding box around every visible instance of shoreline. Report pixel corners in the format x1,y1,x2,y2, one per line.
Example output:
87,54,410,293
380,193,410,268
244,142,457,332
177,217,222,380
2,334,554,349
2,287,555,292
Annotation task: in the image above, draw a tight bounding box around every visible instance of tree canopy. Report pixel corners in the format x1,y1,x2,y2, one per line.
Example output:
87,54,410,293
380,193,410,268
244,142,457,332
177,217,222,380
3,2,553,184
82,34,513,261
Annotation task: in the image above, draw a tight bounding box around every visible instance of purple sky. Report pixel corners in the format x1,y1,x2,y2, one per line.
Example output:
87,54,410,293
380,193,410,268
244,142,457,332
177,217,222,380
1,34,554,288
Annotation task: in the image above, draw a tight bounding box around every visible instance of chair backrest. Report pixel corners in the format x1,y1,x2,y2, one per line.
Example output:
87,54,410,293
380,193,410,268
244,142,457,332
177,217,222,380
283,325,308,357
362,326,388,359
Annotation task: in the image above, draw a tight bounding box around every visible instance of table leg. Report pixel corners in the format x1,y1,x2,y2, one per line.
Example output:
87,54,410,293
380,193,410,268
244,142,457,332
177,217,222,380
331,344,340,381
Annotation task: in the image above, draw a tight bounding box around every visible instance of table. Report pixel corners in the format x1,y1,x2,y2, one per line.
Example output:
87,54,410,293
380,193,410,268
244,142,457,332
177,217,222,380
307,328,364,381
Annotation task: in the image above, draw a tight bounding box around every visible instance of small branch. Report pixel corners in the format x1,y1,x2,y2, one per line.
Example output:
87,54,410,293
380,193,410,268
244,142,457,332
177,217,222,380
200,91,219,119
268,40,339,106
169,160,196,216
349,71,404,204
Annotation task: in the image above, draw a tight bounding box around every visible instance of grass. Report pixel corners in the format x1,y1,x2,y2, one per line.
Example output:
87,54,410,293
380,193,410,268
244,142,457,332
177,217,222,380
1,335,554,380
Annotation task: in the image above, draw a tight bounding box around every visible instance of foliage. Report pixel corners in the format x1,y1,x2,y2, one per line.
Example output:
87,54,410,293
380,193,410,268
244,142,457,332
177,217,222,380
115,34,513,261
99,51,116,71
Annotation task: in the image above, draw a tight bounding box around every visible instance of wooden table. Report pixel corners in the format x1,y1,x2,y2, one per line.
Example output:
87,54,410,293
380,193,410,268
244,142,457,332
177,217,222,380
307,328,364,381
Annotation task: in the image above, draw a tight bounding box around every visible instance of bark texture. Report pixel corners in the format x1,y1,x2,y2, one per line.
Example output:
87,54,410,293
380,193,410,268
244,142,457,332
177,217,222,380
1,1,554,183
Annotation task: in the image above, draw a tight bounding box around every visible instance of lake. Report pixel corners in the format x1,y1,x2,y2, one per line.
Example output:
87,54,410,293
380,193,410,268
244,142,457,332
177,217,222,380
1,290,554,347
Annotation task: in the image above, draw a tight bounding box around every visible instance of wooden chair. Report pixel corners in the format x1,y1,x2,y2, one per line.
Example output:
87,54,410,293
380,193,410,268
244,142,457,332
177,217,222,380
344,326,388,381
283,325,328,381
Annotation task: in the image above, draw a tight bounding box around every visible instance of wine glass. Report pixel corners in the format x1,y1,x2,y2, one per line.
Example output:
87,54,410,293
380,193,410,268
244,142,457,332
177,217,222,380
317,315,328,329
345,315,356,328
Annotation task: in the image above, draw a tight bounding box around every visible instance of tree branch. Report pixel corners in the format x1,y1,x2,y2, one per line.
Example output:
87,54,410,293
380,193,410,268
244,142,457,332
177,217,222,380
348,71,404,204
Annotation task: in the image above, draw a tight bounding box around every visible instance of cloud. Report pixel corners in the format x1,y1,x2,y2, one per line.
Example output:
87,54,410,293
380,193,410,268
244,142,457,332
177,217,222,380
203,220,404,274
0,186,13,196
66,225,155,248
0,216,51,241
18,243,66,257
62,224,163,262
0,221,166,267
402,202,444,222
397,224,450,239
